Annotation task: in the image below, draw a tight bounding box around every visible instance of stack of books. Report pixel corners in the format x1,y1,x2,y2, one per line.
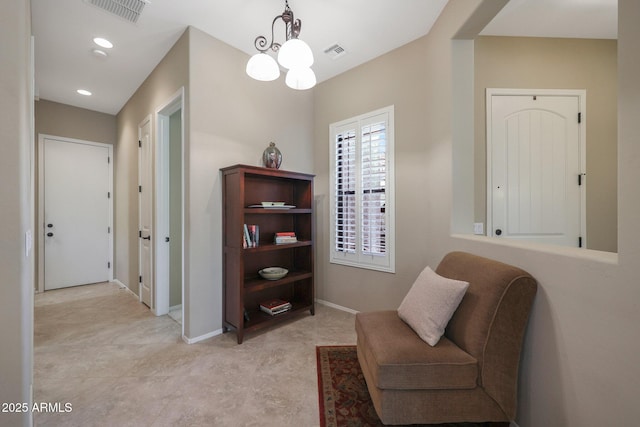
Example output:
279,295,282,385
259,299,292,315
274,231,297,245
243,224,259,248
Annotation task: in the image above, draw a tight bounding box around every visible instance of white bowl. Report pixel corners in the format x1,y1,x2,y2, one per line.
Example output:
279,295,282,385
259,267,288,280
261,201,285,207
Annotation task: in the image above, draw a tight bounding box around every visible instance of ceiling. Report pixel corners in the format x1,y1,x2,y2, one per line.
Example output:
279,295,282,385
31,0,617,115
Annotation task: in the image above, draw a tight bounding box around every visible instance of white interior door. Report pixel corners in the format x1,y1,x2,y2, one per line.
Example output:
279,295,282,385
488,90,584,247
139,116,153,307
43,137,111,290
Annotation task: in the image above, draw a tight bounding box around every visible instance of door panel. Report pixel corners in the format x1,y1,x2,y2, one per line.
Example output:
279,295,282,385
44,138,110,289
489,94,582,247
139,117,153,307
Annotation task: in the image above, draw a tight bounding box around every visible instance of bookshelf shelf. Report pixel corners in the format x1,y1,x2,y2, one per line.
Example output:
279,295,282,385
244,271,313,293
221,164,315,344
241,240,312,253
243,302,313,331
243,208,312,214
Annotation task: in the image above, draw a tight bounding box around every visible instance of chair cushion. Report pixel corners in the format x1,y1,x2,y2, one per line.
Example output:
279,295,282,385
398,266,469,346
356,310,478,390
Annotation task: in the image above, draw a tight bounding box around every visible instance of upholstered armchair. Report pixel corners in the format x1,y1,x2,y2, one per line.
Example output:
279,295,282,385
355,251,537,425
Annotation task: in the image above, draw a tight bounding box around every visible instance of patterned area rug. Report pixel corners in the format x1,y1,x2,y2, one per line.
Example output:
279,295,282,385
316,345,509,427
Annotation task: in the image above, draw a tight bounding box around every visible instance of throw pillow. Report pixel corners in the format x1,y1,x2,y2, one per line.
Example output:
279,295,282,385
398,266,469,346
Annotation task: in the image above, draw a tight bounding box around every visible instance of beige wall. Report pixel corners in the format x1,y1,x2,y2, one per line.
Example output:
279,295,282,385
474,36,618,252
186,27,314,338
35,99,117,145
0,0,33,425
115,29,189,302
315,0,640,426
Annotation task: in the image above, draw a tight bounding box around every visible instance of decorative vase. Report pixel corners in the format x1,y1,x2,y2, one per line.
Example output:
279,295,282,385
263,142,282,169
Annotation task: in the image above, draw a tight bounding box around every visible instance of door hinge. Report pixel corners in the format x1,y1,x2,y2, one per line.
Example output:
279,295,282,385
138,140,142,148
578,236,583,248
578,112,582,123
578,173,585,186
138,185,142,193
139,230,142,238
139,275,142,283
107,191,111,198
107,156,110,164
108,226,111,234
108,261,111,269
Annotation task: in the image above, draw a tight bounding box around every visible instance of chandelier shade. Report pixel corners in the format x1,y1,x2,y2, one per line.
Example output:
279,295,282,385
246,53,280,81
285,67,316,90
278,38,314,70
246,0,315,90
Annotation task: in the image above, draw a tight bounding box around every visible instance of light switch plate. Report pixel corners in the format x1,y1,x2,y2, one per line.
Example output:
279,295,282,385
25,230,33,257
473,223,484,235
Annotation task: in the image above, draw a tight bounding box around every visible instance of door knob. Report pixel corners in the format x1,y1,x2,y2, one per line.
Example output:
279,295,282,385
141,235,151,240
495,229,502,236
47,232,54,237
47,223,53,228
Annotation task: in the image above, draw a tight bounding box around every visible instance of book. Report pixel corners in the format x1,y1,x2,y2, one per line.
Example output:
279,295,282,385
243,224,251,248
260,298,290,310
259,299,292,315
275,236,298,244
242,225,249,248
260,304,291,315
274,231,297,244
248,224,259,247
243,224,260,248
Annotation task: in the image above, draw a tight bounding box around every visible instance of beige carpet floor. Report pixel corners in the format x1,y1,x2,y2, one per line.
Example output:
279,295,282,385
34,282,356,426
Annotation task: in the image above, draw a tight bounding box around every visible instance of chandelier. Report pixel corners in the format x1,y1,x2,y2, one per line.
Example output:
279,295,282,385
245,0,316,90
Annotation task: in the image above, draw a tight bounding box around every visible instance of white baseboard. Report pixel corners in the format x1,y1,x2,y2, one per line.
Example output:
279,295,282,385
111,279,137,296
182,328,223,344
316,299,359,315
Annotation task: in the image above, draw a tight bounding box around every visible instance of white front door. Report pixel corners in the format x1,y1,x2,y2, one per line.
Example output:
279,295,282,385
139,116,153,307
43,137,111,290
487,90,585,247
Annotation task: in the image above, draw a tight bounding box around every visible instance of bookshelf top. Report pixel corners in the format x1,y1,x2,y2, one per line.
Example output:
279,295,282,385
220,164,315,181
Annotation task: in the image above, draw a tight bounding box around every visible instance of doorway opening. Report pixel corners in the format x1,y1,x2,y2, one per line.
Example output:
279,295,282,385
155,89,185,336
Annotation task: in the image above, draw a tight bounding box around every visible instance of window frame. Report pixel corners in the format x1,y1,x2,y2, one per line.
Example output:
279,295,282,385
329,105,395,273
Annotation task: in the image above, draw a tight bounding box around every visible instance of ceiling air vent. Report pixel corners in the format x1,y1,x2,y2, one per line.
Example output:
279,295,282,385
324,44,347,60
86,0,149,24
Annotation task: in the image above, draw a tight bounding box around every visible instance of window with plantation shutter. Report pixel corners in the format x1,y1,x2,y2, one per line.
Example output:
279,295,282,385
330,106,395,273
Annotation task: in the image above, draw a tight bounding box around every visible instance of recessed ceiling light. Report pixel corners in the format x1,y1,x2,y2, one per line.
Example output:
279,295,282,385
92,48,108,58
93,37,113,49
77,89,92,96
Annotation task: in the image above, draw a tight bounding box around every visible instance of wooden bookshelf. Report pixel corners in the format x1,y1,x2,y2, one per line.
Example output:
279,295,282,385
220,164,314,343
